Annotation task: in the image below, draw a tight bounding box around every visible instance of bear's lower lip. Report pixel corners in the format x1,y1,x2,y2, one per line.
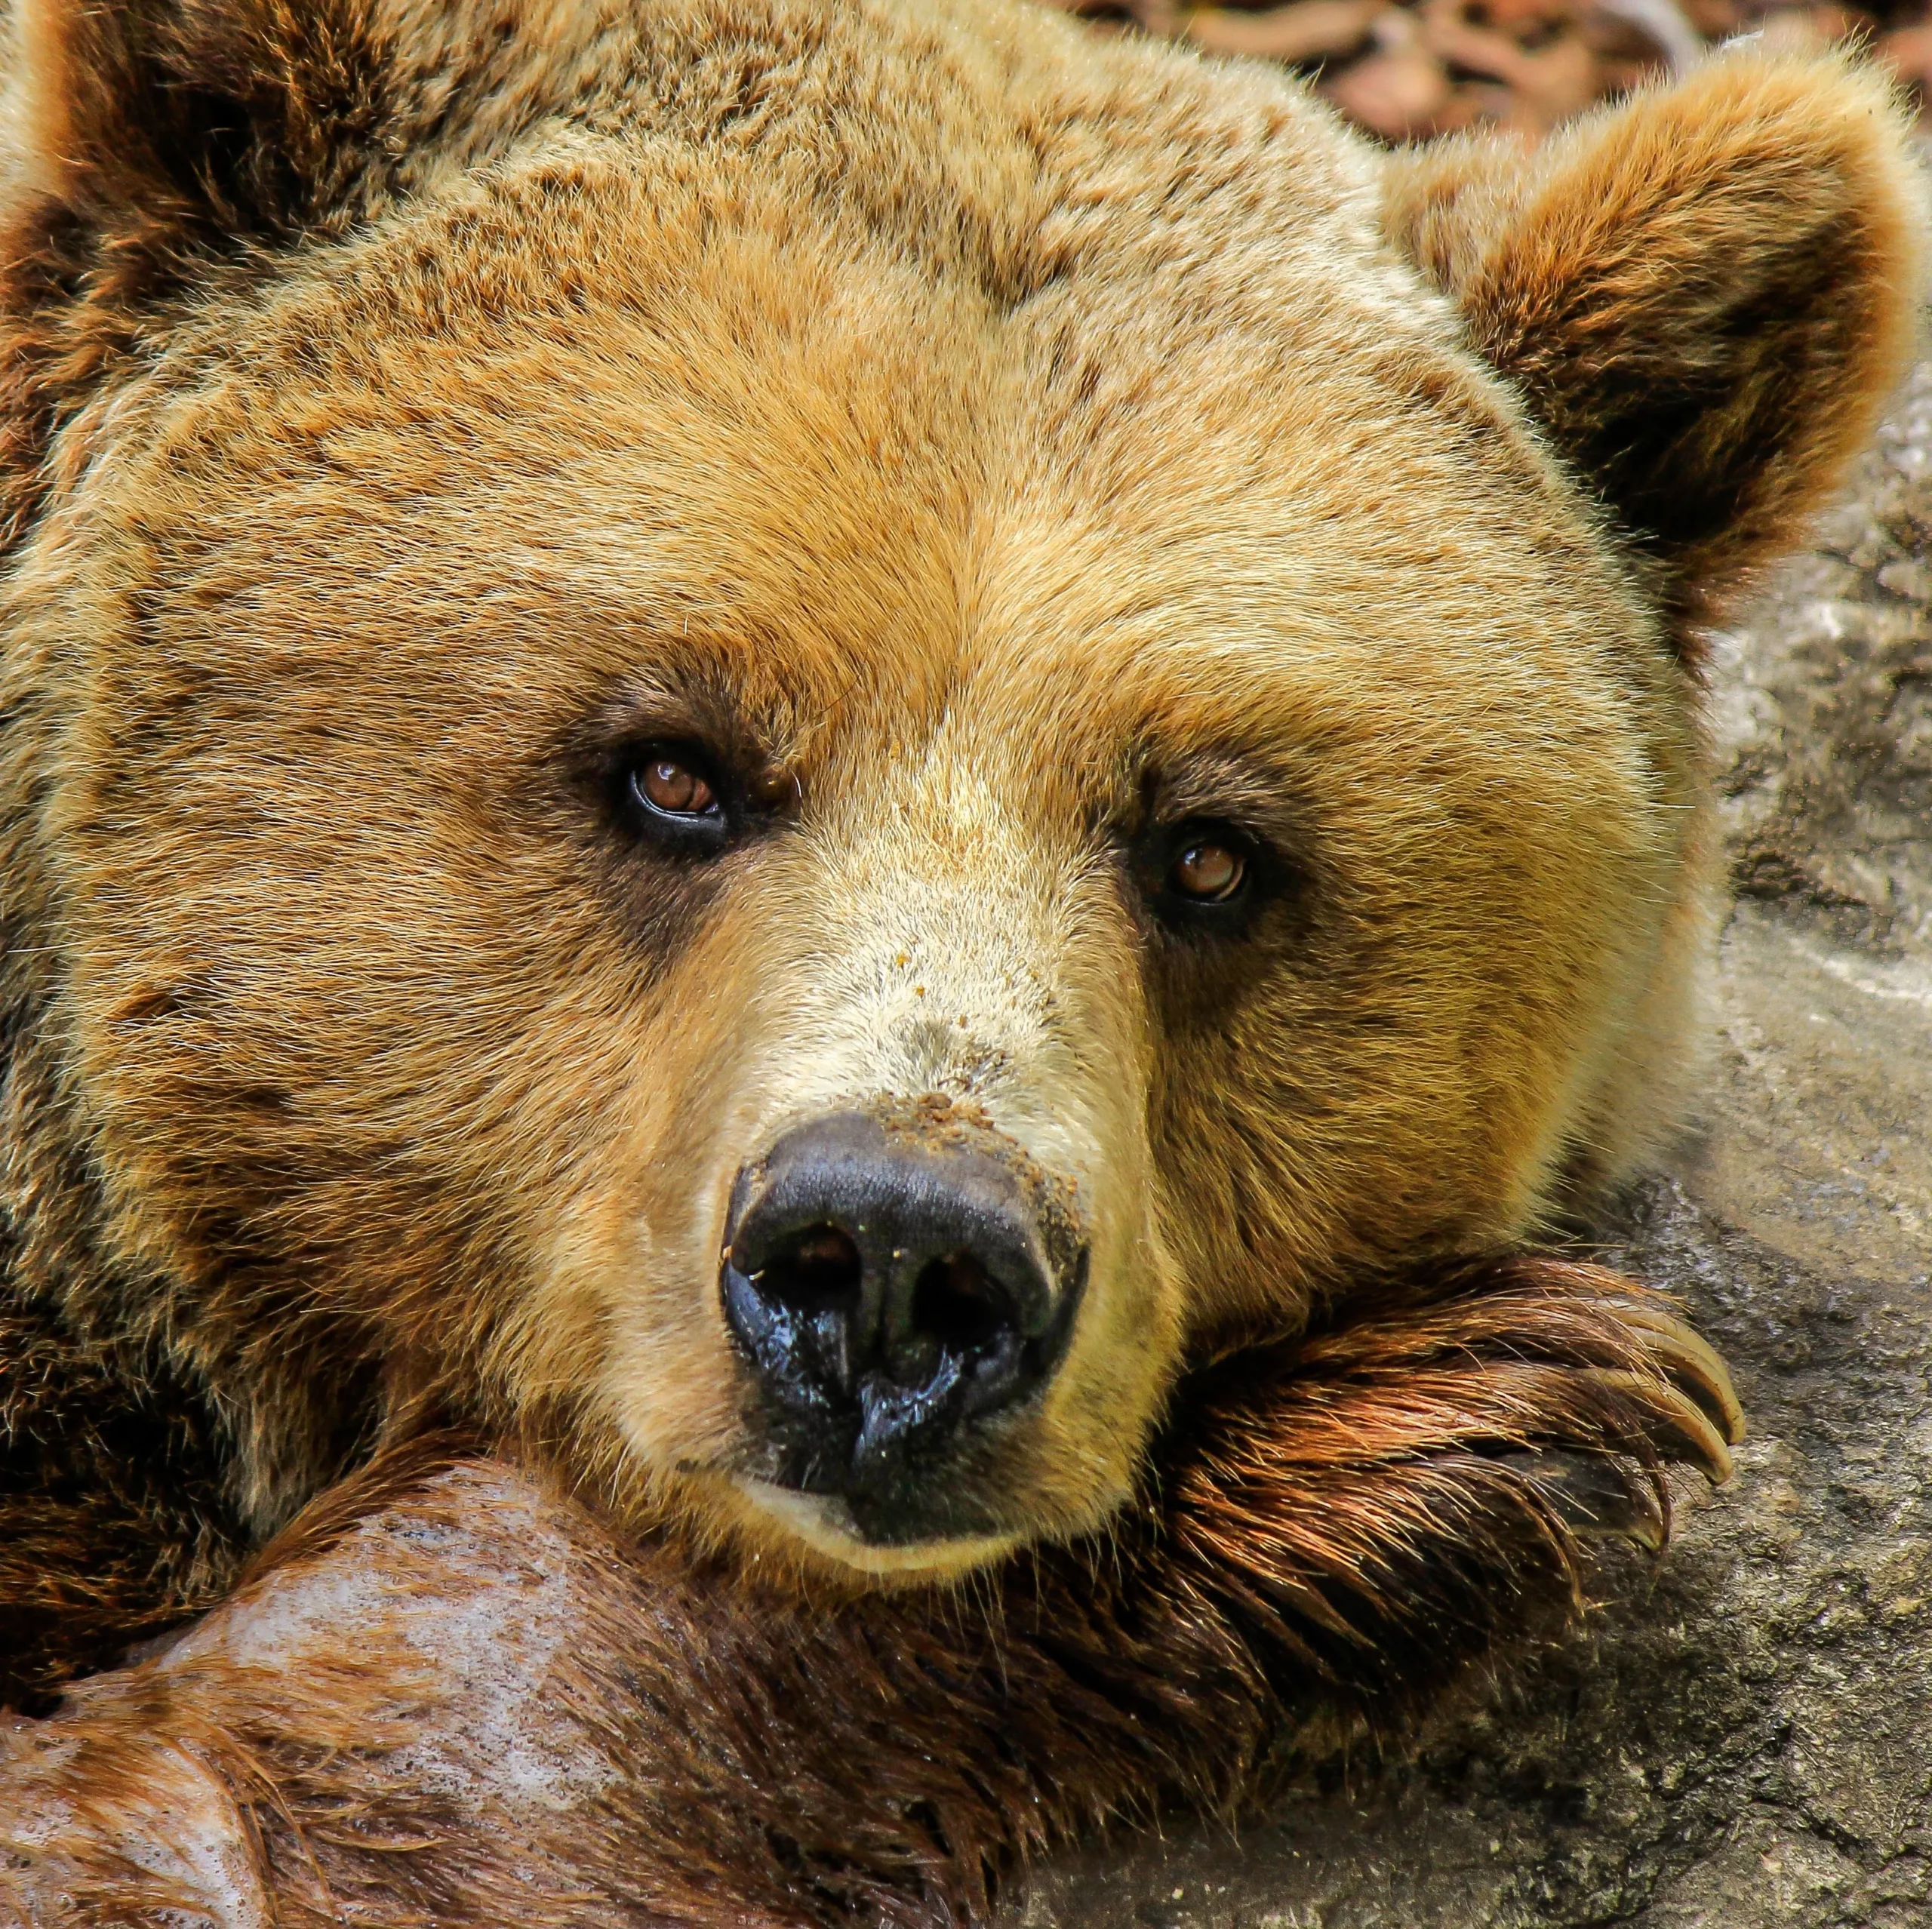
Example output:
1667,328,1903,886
736,1478,1019,1569
743,1409,1017,1543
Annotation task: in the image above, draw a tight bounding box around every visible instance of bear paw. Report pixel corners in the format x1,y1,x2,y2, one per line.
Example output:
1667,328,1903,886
1084,1255,1745,1734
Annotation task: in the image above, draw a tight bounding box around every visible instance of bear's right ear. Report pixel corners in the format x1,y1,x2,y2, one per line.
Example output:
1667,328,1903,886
5,0,390,247
1384,53,1926,650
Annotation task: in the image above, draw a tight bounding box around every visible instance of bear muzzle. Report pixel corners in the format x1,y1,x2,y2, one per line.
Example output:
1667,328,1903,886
720,1107,1088,1546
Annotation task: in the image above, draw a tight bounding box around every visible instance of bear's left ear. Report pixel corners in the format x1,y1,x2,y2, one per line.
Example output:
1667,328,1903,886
4,0,392,244
1384,54,1927,646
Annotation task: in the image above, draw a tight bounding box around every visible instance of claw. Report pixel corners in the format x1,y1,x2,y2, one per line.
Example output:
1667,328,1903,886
1601,1298,1746,1450
1588,1366,1736,1485
1514,1448,1667,1549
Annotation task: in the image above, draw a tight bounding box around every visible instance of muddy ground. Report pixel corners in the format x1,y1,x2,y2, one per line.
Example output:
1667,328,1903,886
1012,371,1932,1929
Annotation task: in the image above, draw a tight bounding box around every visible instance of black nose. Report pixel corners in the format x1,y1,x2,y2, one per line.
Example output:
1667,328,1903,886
721,1111,1083,1514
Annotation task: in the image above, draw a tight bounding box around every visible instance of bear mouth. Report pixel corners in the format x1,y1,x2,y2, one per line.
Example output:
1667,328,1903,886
725,1407,1029,1548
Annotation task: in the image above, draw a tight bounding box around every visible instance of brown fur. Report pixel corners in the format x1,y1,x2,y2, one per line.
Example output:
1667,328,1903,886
0,0,1915,1857
1,1255,1735,1927
0,1284,243,1709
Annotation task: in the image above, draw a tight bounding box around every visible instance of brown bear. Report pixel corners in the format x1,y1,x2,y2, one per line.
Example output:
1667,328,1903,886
0,0,1920,1915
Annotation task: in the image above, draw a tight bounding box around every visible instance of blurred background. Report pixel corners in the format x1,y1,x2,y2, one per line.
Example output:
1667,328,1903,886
1040,0,1932,144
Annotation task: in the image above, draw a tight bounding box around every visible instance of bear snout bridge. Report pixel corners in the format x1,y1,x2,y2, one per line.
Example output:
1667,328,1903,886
721,1109,1087,1542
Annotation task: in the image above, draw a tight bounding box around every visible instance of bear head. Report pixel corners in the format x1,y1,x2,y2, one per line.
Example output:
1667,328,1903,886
0,0,1918,1582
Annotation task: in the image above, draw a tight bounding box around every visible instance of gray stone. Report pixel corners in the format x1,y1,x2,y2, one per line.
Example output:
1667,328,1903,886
1013,370,1932,1929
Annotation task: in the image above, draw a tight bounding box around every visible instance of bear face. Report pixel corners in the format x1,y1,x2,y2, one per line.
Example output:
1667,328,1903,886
44,173,1684,1574
0,0,1918,1587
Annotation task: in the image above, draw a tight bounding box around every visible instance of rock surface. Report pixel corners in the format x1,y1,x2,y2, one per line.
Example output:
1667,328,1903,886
1013,371,1932,1929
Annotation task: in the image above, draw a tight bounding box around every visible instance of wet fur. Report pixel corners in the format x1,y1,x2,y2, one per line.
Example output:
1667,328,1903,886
1,1257,1735,1925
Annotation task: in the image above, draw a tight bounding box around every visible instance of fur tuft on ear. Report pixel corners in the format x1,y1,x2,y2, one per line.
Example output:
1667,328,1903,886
0,0,406,549
1385,52,1927,648
5,0,392,238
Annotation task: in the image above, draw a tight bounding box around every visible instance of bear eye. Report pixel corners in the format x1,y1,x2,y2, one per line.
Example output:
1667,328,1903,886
623,740,729,851
1168,838,1246,903
635,749,718,819
641,749,718,819
1136,816,1266,937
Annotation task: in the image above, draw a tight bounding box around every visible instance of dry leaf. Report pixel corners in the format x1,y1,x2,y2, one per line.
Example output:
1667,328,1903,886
1034,0,1932,141
1184,0,1385,57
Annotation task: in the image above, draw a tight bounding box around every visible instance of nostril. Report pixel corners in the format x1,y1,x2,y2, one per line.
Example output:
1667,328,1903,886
722,1112,1084,1482
750,1225,863,1312
724,1223,869,1411
883,1251,1022,1395
910,1253,1012,1357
